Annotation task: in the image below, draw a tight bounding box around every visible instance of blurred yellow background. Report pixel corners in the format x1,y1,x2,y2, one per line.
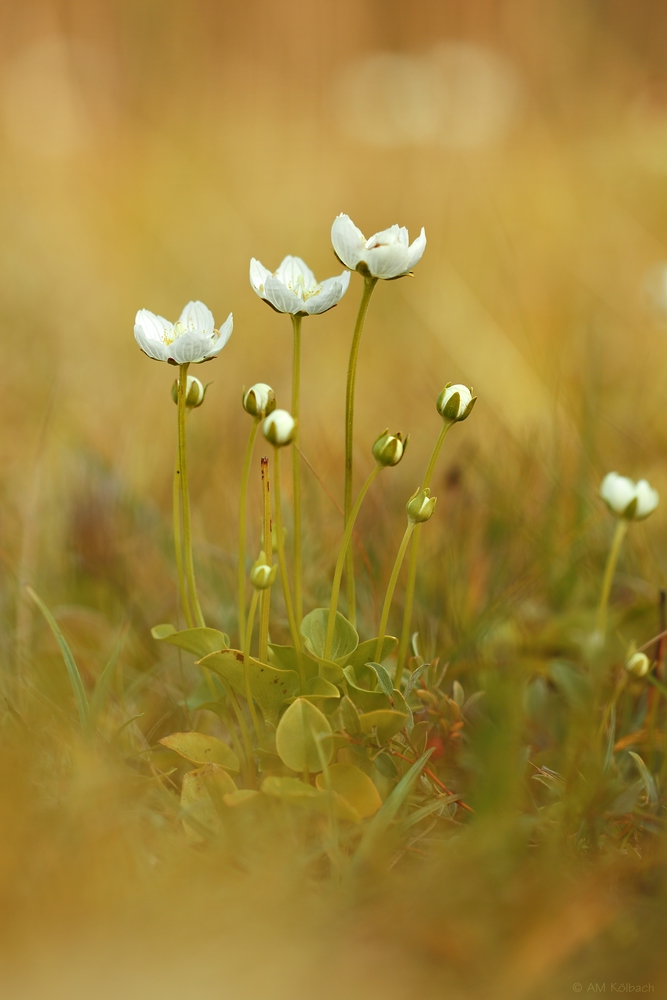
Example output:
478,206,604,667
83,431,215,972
3,4,667,998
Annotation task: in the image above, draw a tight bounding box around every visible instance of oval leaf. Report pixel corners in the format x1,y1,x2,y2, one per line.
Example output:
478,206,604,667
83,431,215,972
180,763,236,842
152,625,230,658
359,709,408,743
159,732,240,774
343,665,391,713
345,636,398,670
275,698,333,773
316,763,382,818
301,608,358,662
200,649,299,722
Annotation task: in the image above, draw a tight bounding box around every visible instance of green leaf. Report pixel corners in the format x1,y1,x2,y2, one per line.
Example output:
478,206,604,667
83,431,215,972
341,695,361,735
185,674,227,712
275,698,333,773
303,676,341,703
374,751,399,779
200,649,299,722
452,680,465,707
345,636,397,670
159,732,240,774
315,763,382,818
223,789,260,808
27,587,89,729
353,748,435,864
89,625,127,726
180,763,236,842
367,662,394,698
404,662,429,700
261,776,360,823
268,644,318,680
151,625,230,659
410,721,428,756
300,608,358,662
359,709,408,743
343,665,391,713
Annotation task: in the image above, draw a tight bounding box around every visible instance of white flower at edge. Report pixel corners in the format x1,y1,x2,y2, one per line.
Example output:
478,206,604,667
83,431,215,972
249,255,350,315
134,300,233,364
331,213,426,279
600,472,659,521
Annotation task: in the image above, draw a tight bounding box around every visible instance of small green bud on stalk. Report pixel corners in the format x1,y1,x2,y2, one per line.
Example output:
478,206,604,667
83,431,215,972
626,651,651,677
406,486,437,524
250,550,277,591
171,375,206,409
263,409,296,447
436,383,476,423
243,382,276,418
372,429,408,467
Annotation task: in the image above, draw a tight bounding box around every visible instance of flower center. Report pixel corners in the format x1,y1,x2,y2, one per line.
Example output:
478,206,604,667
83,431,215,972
278,270,321,301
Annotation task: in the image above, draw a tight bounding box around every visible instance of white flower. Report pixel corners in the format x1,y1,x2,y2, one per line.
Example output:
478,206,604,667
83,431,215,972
331,213,426,279
243,383,276,418
263,409,296,447
600,473,659,521
134,301,232,365
436,383,476,423
249,255,350,315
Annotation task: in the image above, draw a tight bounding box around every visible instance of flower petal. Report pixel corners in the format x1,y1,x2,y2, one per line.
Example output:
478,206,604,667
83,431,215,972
331,214,366,270
250,258,271,295
366,224,408,249
134,322,169,361
406,227,427,270
275,255,317,292
168,331,213,364
363,241,411,279
134,309,173,343
262,276,305,314
178,300,214,337
207,313,233,356
635,479,659,518
305,272,350,314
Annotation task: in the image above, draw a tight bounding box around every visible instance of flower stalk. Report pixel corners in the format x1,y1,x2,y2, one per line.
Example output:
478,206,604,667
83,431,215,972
291,314,303,625
238,417,261,641
344,275,378,626
395,421,452,686
595,518,628,640
243,587,262,745
177,363,205,629
273,446,306,689
258,457,272,664
325,463,382,660
375,522,416,663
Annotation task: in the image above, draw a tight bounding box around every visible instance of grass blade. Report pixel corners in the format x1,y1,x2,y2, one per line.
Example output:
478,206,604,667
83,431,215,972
353,747,434,865
26,586,89,729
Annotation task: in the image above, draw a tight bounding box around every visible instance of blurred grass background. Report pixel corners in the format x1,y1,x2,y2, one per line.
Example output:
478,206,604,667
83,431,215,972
3,1,667,997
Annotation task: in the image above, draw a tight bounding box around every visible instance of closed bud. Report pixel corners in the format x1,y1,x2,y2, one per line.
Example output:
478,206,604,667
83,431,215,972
626,651,651,678
406,486,437,524
263,408,296,447
372,429,408,467
243,383,276,418
436,383,476,423
171,375,206,409
250,550,277,590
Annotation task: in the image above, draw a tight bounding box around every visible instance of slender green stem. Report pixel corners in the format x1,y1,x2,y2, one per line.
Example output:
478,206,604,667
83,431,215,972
325,464,381,660
178,364,205,629
243,588,262,744
375,523,415,663
224,681,256,788
395,421,452,686
238,418,260,642
173,454,193,628
595,518,628,639
258,456,272,664
273,447,305,689
291,314,303,626
344,276,378,627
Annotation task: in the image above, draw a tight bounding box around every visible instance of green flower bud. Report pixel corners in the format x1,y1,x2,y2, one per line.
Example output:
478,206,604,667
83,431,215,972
171,375,206,409
436,383,476,423
626,651,651,677
406,486,437,524
250,550,277,590
372,429,408,467
263,409,296,447
243,383,276,418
